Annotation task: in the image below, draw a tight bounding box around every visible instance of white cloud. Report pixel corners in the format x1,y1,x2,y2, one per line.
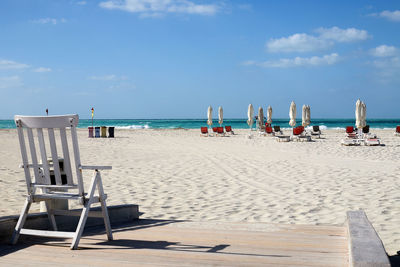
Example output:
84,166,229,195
315,27,369,42
267,33,332,53
88,74,127,81
31,18,67,25
372,10,400,22
266,27,369,53
33,67,52,73
0,59,29,70
370,45,397,57
245,53,339,68
0,76,23,89
99,0,219,16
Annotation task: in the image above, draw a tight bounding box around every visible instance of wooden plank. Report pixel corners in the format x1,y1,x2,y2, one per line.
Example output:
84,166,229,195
48,128,62,185
37,128,51,185
2,220,348,267
59,127,74,185
26,128,40,184
15,123,31,193
347,210,390,267
70,126,84,196
20,228,75,238
14,114,79,129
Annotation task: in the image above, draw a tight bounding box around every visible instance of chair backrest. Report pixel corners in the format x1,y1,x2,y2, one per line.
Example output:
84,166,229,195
266,126,273,133
200,127,208,134
212,127,218,132
217,127,224,134
14,115,84,196
362,125,370,133
273,126,280,132
313,125,319,132
396,126,400,133
346,126,354,133
225,126,232,132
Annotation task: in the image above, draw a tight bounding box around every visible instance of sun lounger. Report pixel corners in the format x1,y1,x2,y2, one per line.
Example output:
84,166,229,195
200,127,209,137
341,138,361,146
395,126,400,136
273,126,283,135
265,126,274,136
362,125,370,134
225,125,234,135
276,135,290,142
364,138,381,146
217,127,225,136
212,127,218,136
346,126,355,134
311,125,321,138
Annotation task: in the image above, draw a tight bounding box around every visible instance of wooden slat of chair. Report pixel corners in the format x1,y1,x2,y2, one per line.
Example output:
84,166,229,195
59,128,74,185
16,123,32,193
37,128,51,185
70,124,84,197
26,128,41,185
48,128,62,185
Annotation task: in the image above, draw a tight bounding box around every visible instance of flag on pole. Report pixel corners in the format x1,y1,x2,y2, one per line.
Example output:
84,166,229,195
91,108,94,118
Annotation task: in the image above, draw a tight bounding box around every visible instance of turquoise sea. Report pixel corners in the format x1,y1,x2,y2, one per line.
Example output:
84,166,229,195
1,118,400,130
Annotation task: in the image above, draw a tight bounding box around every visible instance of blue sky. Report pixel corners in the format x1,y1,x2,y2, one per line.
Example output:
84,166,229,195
0,0,399,119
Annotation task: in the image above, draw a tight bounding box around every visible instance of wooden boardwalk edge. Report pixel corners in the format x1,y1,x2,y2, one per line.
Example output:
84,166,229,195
0,204,140,242
346,210,390,267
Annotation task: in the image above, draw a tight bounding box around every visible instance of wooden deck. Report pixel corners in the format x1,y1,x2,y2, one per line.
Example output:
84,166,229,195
0,219,348,266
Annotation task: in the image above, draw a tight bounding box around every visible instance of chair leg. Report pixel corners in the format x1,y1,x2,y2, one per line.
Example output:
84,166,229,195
70,172,98,250
96,172,113,240
11,197,32,245
44,200,58,231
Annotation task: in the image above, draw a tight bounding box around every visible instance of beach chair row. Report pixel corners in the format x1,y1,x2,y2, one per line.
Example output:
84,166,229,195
200,126,234,136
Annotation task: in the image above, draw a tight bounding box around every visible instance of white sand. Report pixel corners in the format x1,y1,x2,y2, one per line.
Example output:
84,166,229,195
1,128,399,254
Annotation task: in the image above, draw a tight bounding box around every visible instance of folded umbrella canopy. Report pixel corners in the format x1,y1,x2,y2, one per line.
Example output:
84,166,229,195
302,105,311,127
355,99,366,129
289,101,296,127
218,106,223,126
267,106,272,124
247,104,254,130
258,107,264,129
207,106,213,127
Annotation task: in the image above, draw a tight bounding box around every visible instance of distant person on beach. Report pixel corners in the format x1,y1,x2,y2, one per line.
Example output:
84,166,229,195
46,108,48,116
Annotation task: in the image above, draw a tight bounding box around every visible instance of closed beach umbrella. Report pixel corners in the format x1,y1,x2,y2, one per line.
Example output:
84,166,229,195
267,106,272,124
289,101,296,127
306,105,311,126
302,105,311,127
207,106,213,127
247,104,254,130
302,105,307,127
218,106,223,126
361,102,367,128
355,99,362,129
258,107,264,129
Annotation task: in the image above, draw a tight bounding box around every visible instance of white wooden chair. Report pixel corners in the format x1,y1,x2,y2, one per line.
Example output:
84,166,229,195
11,114,113,249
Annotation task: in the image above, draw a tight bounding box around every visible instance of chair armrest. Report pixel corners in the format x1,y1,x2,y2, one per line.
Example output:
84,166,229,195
79,165,112,170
